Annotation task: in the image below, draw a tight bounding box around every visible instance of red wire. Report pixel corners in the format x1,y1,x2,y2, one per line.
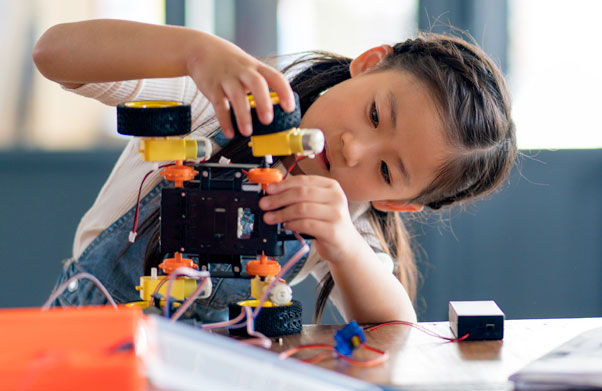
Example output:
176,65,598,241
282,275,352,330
284,156,306,179
131,163,175,236
336,344,389,367
280,320,470,367
279,343,334,360
366,320,470,342
150,275,170,304
279,342,388,367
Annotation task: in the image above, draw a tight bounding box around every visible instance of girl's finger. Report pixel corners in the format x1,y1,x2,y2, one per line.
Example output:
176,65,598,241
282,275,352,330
266,175,343,194
240,71,273,125
258,66,295,113
223,81,252,136
190,70,236,138
263,202,339,225
260,186,336,211
211,94,234,138
275,218,335,243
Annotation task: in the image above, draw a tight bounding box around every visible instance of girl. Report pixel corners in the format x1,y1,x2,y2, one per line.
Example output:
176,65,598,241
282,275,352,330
33,19,516,325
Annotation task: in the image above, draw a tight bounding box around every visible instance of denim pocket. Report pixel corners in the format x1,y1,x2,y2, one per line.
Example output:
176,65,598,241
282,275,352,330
49,258,112,307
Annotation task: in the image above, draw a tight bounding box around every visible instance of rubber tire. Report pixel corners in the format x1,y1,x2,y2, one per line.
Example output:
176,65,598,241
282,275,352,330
228,299,302,338
117,102,191,136
231,92,301,136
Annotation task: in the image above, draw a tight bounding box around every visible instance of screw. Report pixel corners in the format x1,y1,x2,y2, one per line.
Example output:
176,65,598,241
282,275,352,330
263,238,267,243
202,171,209,177
180,247,185,252
181,214,186,219
235,172,242,178
234,266,240,272
181,192,186,197
234,198,238,202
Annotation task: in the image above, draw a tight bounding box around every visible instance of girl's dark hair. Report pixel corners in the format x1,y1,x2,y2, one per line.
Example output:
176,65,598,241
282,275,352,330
281,33,516,322
145,32,517,323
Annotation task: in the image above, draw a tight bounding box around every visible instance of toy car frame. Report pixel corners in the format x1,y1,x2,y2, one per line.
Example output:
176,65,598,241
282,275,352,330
118,94,323,337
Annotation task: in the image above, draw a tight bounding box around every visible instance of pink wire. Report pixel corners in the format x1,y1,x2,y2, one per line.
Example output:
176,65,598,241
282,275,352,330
203,232,309,330
162,267,210,318
202,307,246,330
241,306,272,348
42,272,117,310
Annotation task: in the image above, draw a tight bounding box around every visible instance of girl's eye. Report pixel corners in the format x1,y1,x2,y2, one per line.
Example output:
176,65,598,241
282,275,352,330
370,102,379,127
380,161,391,185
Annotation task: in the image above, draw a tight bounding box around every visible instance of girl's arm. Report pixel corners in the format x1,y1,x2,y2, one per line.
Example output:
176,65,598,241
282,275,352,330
260,176,417,323
32,19,295,137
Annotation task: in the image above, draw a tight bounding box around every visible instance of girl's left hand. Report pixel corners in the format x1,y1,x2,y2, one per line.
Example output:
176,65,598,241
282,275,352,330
259,175,362,263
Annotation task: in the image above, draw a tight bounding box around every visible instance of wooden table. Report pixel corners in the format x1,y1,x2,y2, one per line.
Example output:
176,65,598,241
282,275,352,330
270,318,602,390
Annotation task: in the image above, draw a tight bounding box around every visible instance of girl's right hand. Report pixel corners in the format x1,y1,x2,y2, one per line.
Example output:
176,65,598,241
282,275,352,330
186,34,296,138
34,20,294,138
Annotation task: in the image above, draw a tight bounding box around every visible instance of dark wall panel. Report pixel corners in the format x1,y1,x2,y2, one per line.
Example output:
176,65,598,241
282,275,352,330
418,0,508,71
414,150,602,321
0,150,121,307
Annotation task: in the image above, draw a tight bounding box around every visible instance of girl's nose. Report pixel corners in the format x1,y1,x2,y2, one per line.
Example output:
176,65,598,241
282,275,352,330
341,131,370,167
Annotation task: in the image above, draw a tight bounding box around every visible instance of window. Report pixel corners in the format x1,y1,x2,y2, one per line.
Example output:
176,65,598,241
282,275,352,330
278,0,418,57
0,0,164,150
509,0,602,149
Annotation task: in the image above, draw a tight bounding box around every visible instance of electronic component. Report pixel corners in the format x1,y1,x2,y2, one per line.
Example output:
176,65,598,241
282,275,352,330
449,300,505,341
160,163,285,266
334,321,366,356
248,127,324,157
138,137,212,161
117,91,322,338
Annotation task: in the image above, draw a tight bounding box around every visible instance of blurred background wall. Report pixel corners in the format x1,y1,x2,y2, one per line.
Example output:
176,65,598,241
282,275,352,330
1,0,600,323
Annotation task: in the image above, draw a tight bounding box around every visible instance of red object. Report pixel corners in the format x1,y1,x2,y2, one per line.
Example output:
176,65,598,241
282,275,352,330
159,251,198,274
247,253,281,277
246,167,283,190
0,306,145,391
161,160,198,187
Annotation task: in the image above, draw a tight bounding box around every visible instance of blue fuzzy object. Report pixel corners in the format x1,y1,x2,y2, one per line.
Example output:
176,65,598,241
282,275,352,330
334,320,366,356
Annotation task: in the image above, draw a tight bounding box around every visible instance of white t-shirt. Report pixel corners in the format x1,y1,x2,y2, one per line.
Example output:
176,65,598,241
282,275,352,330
66,76,393,319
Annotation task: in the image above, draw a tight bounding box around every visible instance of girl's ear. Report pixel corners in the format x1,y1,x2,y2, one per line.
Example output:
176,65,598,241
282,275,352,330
350,45,394,77
372,200,424,213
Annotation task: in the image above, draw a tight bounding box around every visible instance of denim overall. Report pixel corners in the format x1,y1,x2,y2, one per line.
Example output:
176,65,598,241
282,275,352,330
51,144,310,323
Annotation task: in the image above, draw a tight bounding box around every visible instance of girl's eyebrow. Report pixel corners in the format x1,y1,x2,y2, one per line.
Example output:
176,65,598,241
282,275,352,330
388,90,410,185
388,90,398,129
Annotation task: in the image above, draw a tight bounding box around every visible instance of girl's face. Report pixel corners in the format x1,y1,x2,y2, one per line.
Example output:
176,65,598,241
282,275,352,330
293,69,452,203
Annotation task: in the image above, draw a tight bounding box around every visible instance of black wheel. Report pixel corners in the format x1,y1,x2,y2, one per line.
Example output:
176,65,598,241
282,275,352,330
231,92,301,136
228,299,302,338
117,101,191,137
